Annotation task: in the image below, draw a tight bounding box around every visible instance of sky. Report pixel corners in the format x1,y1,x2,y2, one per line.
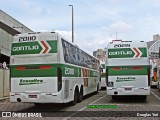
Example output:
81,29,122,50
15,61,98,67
1,0,160,55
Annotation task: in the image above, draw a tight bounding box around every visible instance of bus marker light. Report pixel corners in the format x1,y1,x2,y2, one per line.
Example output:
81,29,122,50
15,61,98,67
132,66,142,70
112,68,121,70
16,67,25,70
39,66,51,69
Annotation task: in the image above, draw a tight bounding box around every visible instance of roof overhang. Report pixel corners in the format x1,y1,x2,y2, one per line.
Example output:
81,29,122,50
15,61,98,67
0,21,20,35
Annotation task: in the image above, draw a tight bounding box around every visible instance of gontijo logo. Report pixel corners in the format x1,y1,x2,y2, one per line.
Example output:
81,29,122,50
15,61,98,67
108,48,147,58
109,51,132,55
11,40,57,55
12,41,50,53
12,45,39,51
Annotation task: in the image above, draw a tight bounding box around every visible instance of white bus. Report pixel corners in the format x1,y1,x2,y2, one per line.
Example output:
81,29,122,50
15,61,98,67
10,32,100,105
106,40,150,100
100,61,106,89
157,58,160,90
150,61,158,87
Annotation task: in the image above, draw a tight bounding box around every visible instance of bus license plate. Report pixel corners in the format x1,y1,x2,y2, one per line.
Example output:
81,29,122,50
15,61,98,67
28,95,37,98
124,88,132,91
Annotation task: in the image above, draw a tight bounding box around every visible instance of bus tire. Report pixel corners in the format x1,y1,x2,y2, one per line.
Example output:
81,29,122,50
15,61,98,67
70,89,78,106
96,84,99,94
77,87,83,103
157,82,160,90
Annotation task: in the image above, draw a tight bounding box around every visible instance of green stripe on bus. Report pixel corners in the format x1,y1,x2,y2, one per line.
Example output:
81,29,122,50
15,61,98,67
11,40,57,55
47,41,57,53
107,66,149,76
139,48,147,57
108,48,147,58
10,64,98,78
11,64,57,77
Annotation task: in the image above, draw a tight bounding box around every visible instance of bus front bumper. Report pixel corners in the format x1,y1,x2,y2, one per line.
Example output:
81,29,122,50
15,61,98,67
107,87,150,96
10,92,63,103
151,81,158,86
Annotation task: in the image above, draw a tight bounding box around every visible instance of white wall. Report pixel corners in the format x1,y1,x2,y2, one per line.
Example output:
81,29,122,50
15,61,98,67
0,69,10,98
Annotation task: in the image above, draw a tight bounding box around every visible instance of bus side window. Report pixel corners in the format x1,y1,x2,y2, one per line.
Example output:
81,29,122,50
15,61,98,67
62,40,70,63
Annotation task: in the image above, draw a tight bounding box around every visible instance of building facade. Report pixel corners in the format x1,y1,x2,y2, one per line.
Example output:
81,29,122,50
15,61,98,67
0,10,33,65
147,34,160,64
93,48,106,62
147,34,160,86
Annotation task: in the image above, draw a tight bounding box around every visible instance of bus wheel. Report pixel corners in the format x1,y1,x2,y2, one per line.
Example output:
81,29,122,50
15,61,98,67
78,88,83,103
96,84,99,94
158,82,160,90
70,89,78,106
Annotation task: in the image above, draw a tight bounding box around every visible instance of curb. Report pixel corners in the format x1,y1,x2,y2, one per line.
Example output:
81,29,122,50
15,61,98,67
0,97,9,101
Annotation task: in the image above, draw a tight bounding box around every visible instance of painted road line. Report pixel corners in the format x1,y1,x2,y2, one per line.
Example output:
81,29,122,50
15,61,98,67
63,94,106,120
151,90,160,101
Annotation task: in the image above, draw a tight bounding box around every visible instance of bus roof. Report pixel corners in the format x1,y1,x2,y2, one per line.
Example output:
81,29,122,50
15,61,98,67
13,31,100,62
106,41,149,66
